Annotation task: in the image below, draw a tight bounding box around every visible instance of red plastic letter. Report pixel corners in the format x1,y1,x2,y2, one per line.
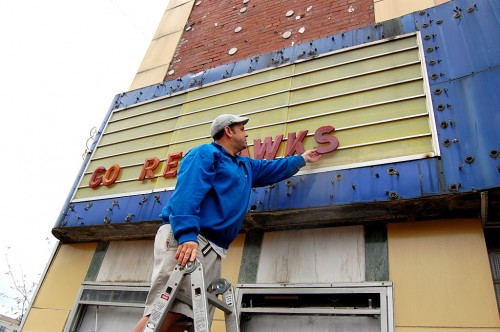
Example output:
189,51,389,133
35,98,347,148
314,126,339,154
285,130,308,156
253,135,284,160
163,152,183,178
89,166,106,189
102,164,121,186
139,157,160,180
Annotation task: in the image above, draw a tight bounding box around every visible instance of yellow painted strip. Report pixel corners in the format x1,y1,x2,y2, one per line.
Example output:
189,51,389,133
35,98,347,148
289,80,424,119
292,49,419,89
182,79,291,114
111,94,187,122
294,35,418,74
92,133,172,160
307,136,433,168
290,64,422,104
106,105,182,133
100,119,177,148
186,66,294,101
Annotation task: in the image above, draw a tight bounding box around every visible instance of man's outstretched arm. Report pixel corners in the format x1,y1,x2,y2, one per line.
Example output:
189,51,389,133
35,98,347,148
301,149,322,163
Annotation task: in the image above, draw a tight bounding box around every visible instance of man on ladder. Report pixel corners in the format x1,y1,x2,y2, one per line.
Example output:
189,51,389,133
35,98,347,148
134,114,322,332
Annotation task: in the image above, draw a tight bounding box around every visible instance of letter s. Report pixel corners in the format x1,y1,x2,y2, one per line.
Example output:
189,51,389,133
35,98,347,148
314,126,339,154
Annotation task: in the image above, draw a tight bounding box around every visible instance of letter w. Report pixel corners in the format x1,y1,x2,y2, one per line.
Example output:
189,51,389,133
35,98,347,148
253,135,284,160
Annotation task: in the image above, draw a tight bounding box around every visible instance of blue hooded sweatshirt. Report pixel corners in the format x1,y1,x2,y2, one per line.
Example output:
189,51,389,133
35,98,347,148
160,142,306,249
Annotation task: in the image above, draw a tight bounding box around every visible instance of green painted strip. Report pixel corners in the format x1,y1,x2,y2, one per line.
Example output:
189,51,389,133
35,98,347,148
85,241,109,282
238,232,264,284
365,224,389,281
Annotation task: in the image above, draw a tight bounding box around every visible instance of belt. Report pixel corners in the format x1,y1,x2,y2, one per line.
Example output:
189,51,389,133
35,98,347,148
201,242,213,256
198,234,213,256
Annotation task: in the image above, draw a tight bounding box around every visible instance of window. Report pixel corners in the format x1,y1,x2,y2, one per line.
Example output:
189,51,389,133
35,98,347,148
236,283,394,332
64,284,149,332
489,251,500,312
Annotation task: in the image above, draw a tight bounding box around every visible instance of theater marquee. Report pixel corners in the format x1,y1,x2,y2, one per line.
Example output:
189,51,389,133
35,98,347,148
73,33,438,202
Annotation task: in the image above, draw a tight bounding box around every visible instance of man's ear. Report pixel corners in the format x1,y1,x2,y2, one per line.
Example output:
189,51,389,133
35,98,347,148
224,126,232,137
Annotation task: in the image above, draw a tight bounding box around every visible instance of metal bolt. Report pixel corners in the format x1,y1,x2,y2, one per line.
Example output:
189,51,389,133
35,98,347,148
388,191,399,200
387,167,399,175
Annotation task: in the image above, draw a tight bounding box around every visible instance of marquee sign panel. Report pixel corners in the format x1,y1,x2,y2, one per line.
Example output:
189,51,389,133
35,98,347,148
74,33,436,202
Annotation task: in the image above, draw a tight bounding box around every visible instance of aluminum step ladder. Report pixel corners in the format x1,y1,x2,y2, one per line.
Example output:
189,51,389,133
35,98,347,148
143,259,240,332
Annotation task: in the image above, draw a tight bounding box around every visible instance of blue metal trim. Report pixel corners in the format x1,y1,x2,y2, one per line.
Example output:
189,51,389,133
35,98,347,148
60,158,442,228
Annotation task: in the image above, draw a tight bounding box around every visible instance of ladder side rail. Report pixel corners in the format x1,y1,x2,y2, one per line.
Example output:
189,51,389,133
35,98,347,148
221,285,240,332
143,266,186,332
190,263,211,332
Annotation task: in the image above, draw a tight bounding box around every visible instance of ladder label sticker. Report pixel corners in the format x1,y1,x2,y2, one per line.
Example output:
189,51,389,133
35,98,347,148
225,293,234,306
151,311,162,322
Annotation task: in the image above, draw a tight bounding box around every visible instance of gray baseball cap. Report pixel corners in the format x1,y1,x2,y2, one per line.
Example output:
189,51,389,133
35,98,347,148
210,114,249,137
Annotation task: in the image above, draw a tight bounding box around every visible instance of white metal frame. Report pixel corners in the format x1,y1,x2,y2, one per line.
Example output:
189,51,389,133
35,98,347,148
235,282,394,332
64,283,149,332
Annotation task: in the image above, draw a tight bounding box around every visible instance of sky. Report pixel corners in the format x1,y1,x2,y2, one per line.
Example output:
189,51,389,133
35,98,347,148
0,0,169,319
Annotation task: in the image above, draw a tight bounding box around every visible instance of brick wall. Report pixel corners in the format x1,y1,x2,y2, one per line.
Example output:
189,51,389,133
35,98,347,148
167,0,375,79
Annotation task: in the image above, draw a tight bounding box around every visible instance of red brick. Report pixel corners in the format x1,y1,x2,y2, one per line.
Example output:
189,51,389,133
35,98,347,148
164,0,374,81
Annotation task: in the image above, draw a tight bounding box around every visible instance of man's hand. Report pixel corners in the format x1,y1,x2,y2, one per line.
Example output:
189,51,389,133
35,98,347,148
176,241,198,266
301,149,322,163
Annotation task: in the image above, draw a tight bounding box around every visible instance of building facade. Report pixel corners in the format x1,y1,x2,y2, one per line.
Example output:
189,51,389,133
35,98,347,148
0,314,19,332
21,0,500,331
